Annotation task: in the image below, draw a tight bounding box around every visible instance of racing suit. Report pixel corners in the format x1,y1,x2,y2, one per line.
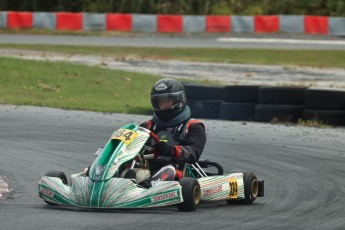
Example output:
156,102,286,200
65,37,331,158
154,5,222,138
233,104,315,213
139,118,206,188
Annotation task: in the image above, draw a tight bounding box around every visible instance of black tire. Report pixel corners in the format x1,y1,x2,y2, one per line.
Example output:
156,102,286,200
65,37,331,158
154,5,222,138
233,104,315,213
177,177,201,212
223,85,260,103
258,86,307,105
187,100,222,119
200,100,222,119
302,109,345,126
255,104,304,122
187,99,205,118
184,84,223,100
44,171,68,205
227,171,258,205
305,88,345,110
220,102,256,121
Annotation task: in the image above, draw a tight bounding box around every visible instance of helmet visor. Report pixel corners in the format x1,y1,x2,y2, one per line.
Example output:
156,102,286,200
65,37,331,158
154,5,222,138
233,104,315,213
151,91,184,112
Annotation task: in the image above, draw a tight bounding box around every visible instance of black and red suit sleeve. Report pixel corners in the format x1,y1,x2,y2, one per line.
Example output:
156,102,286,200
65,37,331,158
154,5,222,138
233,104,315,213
173,121,206,163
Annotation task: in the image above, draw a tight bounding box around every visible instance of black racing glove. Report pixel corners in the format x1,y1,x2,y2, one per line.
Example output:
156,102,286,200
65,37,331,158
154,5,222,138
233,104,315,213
154,141,173,157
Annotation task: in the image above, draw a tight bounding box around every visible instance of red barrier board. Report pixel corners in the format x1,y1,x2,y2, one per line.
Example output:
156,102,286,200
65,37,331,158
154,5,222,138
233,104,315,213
56,12,82,30
254,16,279,33
7,12,32,29
157,15,182,33
106,14,131,31
304,16,328,35
206,16,230,32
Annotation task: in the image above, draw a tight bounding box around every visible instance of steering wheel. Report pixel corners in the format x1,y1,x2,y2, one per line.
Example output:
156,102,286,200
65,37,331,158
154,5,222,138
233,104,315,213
149,131,160,143
148,130,172,164
138,127,172,163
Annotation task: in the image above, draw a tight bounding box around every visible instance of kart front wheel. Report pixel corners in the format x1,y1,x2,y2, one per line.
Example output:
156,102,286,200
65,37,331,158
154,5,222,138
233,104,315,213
177,177,201,212
43,171,68,205
227,171,258,205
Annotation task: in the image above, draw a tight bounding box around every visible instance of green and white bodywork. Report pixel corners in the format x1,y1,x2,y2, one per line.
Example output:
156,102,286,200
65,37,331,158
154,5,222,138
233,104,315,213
38,124,258,209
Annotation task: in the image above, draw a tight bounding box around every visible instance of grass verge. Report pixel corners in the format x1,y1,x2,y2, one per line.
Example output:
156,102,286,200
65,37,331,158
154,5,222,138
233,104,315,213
297,119,334,128
270,117,334,128
1,44,345,68
0,56,165,114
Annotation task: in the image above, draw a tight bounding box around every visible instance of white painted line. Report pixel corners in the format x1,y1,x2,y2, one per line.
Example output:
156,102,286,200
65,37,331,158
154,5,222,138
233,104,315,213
217,38,345,45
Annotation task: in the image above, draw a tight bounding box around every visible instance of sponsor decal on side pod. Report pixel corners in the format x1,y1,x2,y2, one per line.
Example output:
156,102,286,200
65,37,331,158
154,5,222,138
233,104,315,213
151,192,177,202
39,187,54,198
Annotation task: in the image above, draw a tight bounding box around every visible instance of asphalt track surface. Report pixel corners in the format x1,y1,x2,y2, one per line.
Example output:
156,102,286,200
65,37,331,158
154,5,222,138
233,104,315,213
1,34,345,50
0,105,345,230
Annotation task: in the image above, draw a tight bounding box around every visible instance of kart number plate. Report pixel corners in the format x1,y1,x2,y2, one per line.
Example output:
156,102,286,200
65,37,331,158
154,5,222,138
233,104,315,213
111,129,137,145
227,178,238,199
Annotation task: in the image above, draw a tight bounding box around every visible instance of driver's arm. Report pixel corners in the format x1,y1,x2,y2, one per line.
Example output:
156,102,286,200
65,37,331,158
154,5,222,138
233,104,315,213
173,123,206,164
140,120,206,163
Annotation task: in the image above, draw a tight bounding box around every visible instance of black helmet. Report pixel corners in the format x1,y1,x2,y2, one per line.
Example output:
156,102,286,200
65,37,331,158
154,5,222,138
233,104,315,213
150,78,186,121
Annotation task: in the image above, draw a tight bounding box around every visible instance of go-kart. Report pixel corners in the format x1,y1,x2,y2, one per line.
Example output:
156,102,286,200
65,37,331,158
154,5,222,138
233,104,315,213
38,124,264,211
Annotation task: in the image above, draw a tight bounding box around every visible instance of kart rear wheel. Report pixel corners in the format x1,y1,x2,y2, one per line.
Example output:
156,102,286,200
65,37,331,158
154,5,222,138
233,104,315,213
227,171,258,205
177,177,201,212
43,171,68,205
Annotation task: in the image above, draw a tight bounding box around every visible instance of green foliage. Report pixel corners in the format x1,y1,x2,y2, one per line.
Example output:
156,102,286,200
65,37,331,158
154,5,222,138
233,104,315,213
210,0,233,15
0,0,344,16
82,0,112,13
327,0,345,16
242,4,263,15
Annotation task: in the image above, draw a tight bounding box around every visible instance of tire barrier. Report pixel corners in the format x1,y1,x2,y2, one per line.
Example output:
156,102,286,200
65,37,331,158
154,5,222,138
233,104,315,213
56,12,83,31
223,85,260,103
184,84,223,119
184,84,223,100
220,86,259,121
201,100,223,119
302,88,345,125
258,86,307,105
305,88,345,110
186,99,203,118
303,109,345,125
1,12,345,36
187,99,223,119
184,85,345,126
220,103,256,121
255,104,304,122
255,86,306,122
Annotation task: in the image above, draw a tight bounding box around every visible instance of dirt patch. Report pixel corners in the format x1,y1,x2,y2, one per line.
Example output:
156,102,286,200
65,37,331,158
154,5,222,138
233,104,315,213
1,48,345,88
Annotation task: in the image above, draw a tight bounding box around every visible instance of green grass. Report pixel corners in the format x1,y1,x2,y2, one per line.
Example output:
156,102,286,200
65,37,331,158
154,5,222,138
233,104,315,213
0,56,165,114
1,44,345,68
297,119,334,128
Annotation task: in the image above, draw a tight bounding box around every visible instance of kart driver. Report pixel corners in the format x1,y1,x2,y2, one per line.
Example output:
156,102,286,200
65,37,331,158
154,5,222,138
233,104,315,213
137,78,206,188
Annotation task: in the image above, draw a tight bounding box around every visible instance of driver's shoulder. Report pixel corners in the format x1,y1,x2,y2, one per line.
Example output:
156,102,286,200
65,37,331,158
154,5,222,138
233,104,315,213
185,118,205,131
